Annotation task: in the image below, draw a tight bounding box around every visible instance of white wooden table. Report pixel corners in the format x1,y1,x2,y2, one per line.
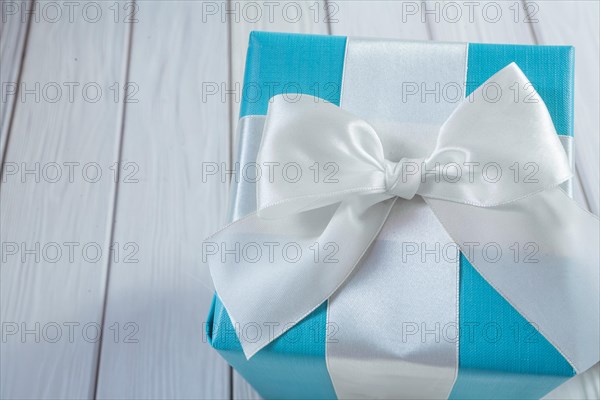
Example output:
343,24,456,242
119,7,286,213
1,1,598,399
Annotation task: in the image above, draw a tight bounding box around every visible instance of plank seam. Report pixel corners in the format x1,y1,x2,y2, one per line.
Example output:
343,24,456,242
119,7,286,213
0,0,33,390
0,0,33,172
227,1,235,398
522,0,541,44
324,0,333,36
423,6,434,41
92,4,137,398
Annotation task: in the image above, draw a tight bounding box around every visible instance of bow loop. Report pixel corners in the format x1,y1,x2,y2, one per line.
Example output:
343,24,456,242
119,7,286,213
417,63,572,206
256,94,388,219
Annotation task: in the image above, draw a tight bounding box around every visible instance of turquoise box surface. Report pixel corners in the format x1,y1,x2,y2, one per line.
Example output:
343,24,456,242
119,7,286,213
206,31,575,400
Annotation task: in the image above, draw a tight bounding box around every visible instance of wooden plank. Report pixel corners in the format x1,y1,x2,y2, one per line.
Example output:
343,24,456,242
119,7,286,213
0,0,32,162
425,0,535,44
527,0,599,214
0,1,129,398
330,0,430,38
229,2,329,398
94,1,231,399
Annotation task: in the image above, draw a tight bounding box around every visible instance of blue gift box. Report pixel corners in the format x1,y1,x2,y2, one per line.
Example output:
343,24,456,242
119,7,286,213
206,31,576,400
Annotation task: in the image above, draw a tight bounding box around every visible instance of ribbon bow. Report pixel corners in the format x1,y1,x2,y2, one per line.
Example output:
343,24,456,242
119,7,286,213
205,63,599,367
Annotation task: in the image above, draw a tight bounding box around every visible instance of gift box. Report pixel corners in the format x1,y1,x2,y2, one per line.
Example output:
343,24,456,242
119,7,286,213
205,32,596,400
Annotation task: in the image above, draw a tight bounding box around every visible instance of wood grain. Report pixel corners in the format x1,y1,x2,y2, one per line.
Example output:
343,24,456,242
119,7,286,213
425,0,535,44
0,1,129,398
0,0,32,163
1,1,597,399
330,0,430,38
94,1,230,399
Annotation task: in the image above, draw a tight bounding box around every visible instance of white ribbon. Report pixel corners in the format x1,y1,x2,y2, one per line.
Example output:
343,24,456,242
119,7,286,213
205,63,599,368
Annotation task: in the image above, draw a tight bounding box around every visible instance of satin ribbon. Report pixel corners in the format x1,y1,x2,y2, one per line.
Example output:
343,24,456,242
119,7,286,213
205,63,599,365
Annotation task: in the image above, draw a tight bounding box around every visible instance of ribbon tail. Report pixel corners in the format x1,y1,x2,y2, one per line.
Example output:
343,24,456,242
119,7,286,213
205,194,396,359
426,187,600,373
